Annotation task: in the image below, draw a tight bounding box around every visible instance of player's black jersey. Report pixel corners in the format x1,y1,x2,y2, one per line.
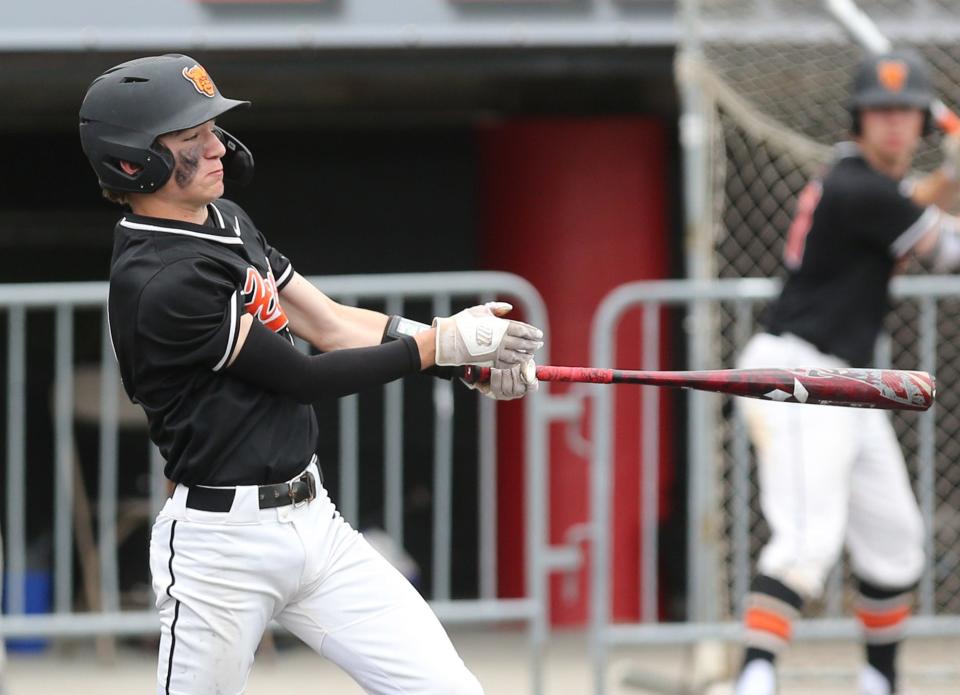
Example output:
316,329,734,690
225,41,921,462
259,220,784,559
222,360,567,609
108,198,318,486
765,144,937,367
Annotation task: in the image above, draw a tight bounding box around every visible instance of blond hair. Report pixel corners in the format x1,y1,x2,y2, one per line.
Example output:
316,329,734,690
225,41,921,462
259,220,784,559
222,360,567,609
101,188,131,207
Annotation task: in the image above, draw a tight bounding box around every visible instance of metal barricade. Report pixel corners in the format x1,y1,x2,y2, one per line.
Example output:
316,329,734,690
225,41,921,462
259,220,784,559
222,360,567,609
0,271,552,694
589,275,960,694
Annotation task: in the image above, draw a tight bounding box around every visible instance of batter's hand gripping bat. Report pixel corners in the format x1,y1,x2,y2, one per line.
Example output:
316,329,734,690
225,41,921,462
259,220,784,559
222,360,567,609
460,365,935,411
825,0,960,134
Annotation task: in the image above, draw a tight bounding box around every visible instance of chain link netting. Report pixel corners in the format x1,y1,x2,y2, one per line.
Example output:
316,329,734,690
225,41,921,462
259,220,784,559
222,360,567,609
689,2,960,619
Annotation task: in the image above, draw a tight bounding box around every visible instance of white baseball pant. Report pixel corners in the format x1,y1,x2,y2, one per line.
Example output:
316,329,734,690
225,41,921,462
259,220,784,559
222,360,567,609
736,333,924,598
150,461,483,695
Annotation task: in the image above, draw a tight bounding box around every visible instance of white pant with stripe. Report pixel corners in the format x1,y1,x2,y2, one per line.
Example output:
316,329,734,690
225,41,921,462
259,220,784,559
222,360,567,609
150,461,483,695
736,333,925,599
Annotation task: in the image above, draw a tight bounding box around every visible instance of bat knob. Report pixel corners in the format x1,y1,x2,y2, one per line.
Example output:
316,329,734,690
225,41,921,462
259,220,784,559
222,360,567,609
460,365,485,384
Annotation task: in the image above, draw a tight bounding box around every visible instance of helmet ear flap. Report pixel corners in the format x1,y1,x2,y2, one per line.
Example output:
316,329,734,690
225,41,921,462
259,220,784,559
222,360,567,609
145,141,176,188
214,126,254,186
97,137,175,192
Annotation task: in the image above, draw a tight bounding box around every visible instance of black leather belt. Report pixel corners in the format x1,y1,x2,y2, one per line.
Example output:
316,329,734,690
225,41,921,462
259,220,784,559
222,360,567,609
185,471,317,513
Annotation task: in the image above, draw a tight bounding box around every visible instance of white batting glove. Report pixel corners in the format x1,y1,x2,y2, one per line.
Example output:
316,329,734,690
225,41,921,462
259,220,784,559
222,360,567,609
433,301,543,368
463,360,539,401
942,133,960,181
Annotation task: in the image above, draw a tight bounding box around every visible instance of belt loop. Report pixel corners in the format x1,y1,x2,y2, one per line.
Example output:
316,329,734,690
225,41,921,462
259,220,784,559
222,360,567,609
169,484,189,516
309,455,323,488
228,485,262,523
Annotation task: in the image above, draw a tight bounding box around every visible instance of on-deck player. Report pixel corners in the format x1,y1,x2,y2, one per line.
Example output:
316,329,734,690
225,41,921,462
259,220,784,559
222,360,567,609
79,54,542,695
734,50,960,695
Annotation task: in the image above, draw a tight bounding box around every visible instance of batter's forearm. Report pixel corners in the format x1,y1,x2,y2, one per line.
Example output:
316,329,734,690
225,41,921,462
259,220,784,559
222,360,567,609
413,329,436,369
280,273,390,351
287,308,387,353
332,303,393,347
227,319,421,403
911,168,960,210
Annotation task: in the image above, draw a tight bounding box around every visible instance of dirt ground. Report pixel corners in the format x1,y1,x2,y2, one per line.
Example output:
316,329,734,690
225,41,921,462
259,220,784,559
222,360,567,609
4,629,959,694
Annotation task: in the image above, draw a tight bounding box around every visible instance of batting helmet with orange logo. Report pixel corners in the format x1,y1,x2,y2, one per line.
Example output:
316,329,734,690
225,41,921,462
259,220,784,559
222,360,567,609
79,54,254,194
850,50,933,135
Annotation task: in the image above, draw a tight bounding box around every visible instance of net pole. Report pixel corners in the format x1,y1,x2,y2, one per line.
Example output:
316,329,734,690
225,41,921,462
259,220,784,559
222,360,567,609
678,0,722,624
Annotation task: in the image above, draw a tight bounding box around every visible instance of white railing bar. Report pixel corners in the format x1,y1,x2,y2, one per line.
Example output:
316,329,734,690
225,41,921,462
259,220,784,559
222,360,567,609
0,598,540,639
640,302,660,623
730,299,752,617
6,307,27,616
602,614,960,646
918,296,938,615
0,272,546,308
336,294,359,527
478,289,498,601
54,305,75,614
339,396,360,526
432,294,454,602
591,275,960,318
98,313,120,613
385,296,405,546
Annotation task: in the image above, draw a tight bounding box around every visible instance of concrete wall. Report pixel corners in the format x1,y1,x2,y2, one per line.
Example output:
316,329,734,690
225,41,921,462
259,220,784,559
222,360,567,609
2,0,676,51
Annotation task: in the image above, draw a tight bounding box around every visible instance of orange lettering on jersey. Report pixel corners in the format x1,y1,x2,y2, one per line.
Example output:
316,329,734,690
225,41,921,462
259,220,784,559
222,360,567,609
243,267,289,333
182,64,217,98
877,60,908,93
784,180,822,269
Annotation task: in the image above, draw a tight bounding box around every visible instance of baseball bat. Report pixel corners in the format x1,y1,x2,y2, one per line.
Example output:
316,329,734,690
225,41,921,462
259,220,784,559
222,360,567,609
825,0,960,134
460,365,935,411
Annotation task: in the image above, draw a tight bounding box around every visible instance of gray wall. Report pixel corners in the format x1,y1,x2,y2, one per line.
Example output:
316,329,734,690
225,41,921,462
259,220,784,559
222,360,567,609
2,0,676,51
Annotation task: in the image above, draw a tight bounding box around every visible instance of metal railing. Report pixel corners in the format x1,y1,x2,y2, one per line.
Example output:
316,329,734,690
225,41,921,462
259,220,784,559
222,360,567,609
589,275,960,694
0,271,553,694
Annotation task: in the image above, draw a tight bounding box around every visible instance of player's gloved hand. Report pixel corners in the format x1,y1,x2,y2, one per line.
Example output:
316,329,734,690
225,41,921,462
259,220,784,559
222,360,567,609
941,133,960,181
433,301,543,368
462,359,539,400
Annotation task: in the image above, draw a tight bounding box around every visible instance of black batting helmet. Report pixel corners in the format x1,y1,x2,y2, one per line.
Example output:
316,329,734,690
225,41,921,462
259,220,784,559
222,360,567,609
850,50,933,135
79,54,253,194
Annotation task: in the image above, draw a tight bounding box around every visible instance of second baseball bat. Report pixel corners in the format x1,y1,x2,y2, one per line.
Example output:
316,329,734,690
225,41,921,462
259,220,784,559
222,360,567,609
460,365,935,411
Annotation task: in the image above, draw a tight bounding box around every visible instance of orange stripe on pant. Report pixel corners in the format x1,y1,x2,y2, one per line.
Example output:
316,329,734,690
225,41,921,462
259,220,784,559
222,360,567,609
745,607,792,641
856,605,911,630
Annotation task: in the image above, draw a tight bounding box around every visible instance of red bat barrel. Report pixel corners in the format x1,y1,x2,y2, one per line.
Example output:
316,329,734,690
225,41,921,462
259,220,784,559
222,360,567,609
459,365,936,411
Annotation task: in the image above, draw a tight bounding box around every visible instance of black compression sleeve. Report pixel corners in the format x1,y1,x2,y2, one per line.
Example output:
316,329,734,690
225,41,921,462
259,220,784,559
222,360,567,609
227,320,421,403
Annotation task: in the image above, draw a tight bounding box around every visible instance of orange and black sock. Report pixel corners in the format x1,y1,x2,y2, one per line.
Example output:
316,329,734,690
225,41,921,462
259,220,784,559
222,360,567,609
856,578,913,692
742,574,804,668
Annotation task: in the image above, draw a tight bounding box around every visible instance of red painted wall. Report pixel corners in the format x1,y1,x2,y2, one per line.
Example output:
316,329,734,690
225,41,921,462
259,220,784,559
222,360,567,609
477,118,674,625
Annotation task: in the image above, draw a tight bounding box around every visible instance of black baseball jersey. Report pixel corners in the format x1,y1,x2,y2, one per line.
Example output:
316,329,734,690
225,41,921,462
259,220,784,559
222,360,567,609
765,144,938,366
108,198,318,486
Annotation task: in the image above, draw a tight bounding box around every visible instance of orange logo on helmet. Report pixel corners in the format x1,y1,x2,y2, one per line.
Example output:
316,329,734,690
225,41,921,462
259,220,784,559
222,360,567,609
182,64,216,98
877,60,909,93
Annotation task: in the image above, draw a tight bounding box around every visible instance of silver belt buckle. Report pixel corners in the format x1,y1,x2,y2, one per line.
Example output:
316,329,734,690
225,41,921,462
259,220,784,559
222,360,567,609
289,471,316,508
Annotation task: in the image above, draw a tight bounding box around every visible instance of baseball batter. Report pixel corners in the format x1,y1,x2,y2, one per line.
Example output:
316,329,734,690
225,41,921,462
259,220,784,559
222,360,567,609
734,51,960,695
78,54,543,695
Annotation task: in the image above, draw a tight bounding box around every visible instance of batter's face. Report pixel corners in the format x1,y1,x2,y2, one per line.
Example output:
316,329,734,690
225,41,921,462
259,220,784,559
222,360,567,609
859,107,924,172
155,120,227,208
